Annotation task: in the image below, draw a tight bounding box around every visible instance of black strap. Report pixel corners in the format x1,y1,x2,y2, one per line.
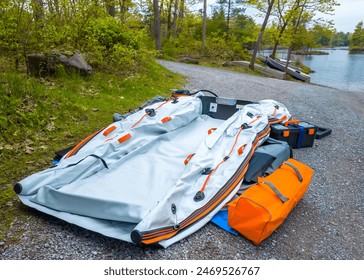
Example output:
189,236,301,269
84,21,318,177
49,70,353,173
65,154,108,169
53,145,75,162
259,181,288,203
190,89,218,97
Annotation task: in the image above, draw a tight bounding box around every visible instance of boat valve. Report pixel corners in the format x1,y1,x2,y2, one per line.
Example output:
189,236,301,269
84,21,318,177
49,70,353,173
145,108,156,117
241,123,251,129
202,167,213,175
194,191,205,202
171,203,177,214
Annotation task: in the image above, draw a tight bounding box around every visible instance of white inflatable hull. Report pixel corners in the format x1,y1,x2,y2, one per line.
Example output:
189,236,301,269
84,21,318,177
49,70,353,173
15,94,291,247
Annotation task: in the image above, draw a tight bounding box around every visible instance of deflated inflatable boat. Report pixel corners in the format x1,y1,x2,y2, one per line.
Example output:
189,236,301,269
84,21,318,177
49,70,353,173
15,91,294,247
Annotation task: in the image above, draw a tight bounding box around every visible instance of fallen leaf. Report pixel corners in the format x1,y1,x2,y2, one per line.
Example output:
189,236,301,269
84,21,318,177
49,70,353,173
25,146,35,154
46,121,56,131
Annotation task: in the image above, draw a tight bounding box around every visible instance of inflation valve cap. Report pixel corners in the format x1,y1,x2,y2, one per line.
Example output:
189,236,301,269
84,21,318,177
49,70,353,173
130,230,142,244
14,183,23,194
194,191,205,202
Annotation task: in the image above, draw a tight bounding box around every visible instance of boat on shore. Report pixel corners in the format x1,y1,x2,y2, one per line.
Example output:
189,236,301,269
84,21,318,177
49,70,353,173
266,56,311,82
14,92,295,247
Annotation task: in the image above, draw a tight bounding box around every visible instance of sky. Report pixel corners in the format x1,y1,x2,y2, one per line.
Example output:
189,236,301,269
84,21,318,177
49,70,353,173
327,0,364,32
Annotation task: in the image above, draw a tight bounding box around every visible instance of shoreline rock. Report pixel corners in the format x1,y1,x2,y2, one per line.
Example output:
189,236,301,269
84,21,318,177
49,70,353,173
27,50,92,77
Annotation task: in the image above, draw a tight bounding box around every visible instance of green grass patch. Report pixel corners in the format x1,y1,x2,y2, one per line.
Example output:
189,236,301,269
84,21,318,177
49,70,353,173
0,59,185,241
294,60,313,74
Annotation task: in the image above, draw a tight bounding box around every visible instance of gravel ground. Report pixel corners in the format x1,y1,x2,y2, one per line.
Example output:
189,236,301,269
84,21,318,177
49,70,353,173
1,60,363,260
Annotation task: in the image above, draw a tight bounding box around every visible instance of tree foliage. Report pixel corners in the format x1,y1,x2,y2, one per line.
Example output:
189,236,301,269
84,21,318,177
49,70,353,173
249,0,276,68
264,0,339,57
0,0,351,73
0,0,261,70
161,0,257,61
0,0,153,73
350,21,364,51
331,31,350,47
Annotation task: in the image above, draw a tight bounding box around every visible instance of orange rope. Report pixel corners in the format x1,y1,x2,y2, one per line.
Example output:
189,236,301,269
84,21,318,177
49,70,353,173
199,116,262,194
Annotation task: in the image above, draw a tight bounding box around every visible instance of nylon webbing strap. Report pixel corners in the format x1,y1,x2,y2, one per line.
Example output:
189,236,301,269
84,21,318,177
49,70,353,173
284,161,303,182
296,125,305,148
260,181,288,203
65,154,109,169
289,123,305,148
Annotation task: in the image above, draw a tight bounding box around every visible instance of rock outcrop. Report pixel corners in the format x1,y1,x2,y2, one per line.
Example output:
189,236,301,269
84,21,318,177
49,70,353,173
27,50,92,77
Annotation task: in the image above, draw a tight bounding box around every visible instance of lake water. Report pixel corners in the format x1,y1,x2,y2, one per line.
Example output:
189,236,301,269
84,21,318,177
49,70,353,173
265,49,364,93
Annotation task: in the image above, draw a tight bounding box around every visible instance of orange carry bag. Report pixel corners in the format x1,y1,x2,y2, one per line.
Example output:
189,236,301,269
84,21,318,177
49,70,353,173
228,158,314,245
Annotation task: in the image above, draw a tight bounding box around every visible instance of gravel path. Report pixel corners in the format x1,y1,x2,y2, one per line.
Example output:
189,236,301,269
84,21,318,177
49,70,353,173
1,60,363,260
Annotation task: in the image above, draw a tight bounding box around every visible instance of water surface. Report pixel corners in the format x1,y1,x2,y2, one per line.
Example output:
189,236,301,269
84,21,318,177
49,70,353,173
299,49,364,93
263,49,364,93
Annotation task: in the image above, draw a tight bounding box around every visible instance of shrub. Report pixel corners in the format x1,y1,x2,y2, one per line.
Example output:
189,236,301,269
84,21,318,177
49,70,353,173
83,17,154,74
109,43,136,72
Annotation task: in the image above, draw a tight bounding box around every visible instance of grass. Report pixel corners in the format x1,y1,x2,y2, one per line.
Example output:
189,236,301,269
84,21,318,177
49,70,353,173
294,59,313,74
0,58,185,241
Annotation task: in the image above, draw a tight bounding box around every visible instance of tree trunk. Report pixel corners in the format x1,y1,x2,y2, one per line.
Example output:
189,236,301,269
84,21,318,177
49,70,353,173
285,45,293,70
106,1,116,17
249,0,275,69
118,0,128,20
172,0,179,38
202,0,207,47
45,0,60,15
153,0,162,50
226,0,231,40
271,42,279,58
285,0,307,70
272,0,301,59
177,0,185,35
54,0,59,14
271,22,288,58
159,0,166,37
167,0,173,38
32,0,44,22
179,0,185,18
